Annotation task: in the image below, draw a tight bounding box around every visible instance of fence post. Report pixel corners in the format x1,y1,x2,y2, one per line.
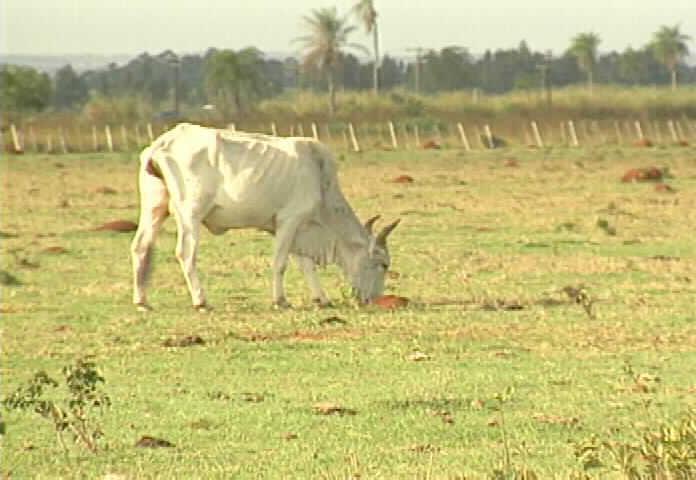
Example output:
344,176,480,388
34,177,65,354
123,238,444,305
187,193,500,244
29,126,37,152
414,125,421,147
120,125,128,150
531,121,544,148
146,123,154,142
456,123,471,151
135,124,142,146
46,134,53,153
675,120,686,142
634,121,644,141
388,121,398,149
667,120,679,143
613,121,623,145
105,125,114,152
567,121,579,147
311,122,319,141
323,124,332,143
484,124,495,149
9,124,22,153
347,123,360,152
59,129,68,154
271,122,278,136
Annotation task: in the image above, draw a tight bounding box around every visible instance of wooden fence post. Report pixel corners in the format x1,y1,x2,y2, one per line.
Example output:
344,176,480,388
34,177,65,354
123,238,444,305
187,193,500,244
388,121,398,149
9,124,22,153
634,121,644,141
613,121,623,145
530,121,544,148
675,120,686,142
146,123,154,142
414,125,421,147
667,120,679,143
567,121,579,147
297,124,304,137
400,124,411,149
456,123,471,151
46,134,53,153
323,124,332,143
105,125,114,152
120,125,128,150
347,123,360,152
135,124,142,146
59,129,68,154
311,122,319,141
92,125,99,151
484,124,495,149
28,126,37,152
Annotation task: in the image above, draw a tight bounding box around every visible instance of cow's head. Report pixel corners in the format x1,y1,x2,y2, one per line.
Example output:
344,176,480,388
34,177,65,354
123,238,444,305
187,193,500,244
352,215,400,303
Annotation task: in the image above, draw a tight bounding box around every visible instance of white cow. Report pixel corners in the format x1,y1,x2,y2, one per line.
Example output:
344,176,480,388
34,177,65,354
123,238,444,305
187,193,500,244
131,123,399,311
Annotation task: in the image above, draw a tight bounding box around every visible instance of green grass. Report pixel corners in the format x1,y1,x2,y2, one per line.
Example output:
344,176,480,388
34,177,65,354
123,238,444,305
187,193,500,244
2,145,696,478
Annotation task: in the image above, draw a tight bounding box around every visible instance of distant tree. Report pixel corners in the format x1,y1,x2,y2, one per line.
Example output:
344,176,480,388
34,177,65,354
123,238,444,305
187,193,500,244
0,65,52,112
53,64,88,109
650,25,691,90
295,7,367,115
352,0,380,94
205,48,266,120
568,32,601,93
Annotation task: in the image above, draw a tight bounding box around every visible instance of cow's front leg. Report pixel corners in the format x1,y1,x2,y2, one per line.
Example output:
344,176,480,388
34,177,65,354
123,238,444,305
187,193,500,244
296,256,331,307
272,218,305,308
173,215,207,311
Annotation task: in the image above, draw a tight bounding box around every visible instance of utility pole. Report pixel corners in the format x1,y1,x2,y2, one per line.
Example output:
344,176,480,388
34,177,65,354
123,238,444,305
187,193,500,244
406,47,425,93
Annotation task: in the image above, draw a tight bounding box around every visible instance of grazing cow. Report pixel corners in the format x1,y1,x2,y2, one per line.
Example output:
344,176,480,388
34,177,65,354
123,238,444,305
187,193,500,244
131,123,399,311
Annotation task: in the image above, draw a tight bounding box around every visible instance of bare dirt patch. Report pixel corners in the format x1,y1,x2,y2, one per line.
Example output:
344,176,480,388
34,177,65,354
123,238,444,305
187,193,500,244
94,220,138,232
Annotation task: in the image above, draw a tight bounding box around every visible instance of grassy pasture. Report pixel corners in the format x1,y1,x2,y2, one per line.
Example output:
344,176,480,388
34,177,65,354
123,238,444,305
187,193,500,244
1,144,695,478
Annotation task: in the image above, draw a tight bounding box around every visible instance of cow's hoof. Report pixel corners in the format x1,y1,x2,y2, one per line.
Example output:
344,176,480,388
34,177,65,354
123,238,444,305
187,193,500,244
273,298,292,309
194,303,212,313
135,303,152,312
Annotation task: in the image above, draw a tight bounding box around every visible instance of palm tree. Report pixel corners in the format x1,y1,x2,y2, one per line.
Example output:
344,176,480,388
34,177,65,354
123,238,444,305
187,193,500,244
568,33,601,94
205,48,265,120
353,0,380,94
650,25,691,90
296,7,366,115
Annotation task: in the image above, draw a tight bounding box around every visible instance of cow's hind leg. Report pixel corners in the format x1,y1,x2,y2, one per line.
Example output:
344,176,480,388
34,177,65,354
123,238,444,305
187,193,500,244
296,256,331,307
131,173,169,310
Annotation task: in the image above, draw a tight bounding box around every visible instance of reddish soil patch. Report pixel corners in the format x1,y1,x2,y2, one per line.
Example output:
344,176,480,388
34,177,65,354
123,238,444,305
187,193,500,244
621,167,664,183
135,436,174,448
654,183,676,193
94,186,117,195
634,138,653,147
392,175,414,184
677,140,689,147
162,335,205,347
43,246,67,254
504,159,519,167
94,220,138,232
422,139,441,149
372,295,410,309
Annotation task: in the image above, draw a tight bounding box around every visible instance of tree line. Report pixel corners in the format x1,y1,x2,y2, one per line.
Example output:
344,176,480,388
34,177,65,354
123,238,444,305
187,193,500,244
0,3,692,117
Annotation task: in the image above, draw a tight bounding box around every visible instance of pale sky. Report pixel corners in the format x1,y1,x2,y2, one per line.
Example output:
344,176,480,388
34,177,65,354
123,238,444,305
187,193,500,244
2,0,695,58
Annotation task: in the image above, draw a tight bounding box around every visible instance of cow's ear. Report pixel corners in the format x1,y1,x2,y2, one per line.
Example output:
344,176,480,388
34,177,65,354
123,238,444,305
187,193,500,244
376,219,400,246
364,215,381,234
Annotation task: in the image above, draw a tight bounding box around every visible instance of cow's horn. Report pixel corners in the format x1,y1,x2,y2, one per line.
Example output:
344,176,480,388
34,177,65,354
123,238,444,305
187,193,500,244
376,219,400,245
364,214,381,234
